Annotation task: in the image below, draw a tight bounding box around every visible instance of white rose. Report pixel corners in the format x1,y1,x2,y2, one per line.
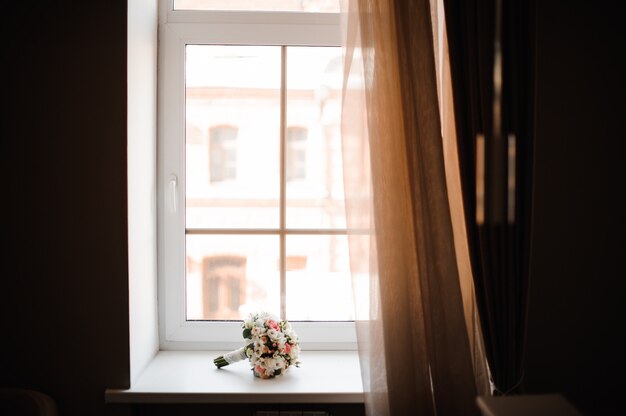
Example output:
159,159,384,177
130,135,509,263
278,339,287,351
274,356,286,370
267,328,280,341
253,347,263,358
289,344,300,360
264,357,276,369
244,317,254,329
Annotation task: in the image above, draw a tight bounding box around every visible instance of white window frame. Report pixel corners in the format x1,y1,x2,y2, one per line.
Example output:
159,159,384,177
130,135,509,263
157,0,356,350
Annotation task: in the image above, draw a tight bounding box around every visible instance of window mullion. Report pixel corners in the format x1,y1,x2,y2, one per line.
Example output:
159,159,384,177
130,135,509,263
279,45,287,321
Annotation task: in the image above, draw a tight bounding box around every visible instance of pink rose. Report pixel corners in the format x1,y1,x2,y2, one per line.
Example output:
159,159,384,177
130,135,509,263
255,365,271,379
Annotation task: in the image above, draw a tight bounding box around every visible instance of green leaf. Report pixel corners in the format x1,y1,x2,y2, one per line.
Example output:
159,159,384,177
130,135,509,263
243,328,252,339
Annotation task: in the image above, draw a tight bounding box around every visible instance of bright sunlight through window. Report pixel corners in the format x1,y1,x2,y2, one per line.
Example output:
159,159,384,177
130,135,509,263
183,45,353,323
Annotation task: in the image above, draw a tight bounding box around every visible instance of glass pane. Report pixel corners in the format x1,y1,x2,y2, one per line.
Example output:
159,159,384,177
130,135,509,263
186,234,280,320
186,45,281,229
285,235,354,321
285,47,346,229
174,0,339,12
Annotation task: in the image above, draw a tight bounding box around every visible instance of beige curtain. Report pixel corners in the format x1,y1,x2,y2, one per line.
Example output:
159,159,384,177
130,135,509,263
340,0,489,414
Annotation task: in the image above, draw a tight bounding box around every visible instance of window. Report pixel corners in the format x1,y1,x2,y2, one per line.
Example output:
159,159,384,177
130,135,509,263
202,255,246,319
209,126,238,183
158,0,355,350
286,127,307,181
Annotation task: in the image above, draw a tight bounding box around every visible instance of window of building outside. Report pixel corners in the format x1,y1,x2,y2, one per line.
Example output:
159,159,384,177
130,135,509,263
159,0,355,349
209,126,238,183
286,127,308,181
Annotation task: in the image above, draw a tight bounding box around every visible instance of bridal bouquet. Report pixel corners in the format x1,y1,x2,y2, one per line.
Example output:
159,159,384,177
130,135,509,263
213,312,301,379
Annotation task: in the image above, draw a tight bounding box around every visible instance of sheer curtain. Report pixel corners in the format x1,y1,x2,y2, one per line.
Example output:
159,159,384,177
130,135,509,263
340,0,489,414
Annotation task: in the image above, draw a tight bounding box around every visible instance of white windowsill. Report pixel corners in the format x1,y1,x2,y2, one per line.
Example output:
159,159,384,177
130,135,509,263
105,350,364,404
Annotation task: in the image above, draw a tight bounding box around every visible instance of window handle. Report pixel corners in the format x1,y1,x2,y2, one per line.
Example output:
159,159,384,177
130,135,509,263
169,174,178,213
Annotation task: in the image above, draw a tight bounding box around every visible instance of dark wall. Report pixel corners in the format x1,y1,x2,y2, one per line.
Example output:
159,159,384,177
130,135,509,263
524,1,626,415
1,2,130,416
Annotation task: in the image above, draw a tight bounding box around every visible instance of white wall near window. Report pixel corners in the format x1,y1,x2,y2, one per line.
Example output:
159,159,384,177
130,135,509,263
128,0,159,383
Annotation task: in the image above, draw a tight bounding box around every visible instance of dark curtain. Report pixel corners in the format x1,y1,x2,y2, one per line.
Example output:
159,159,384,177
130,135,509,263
442,0,536,394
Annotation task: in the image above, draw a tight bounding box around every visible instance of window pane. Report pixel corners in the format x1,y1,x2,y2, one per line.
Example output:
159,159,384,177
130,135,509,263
286,47,346,229
186,45,281,229
285,235,353,321
186,234,280,320
174,0,339,12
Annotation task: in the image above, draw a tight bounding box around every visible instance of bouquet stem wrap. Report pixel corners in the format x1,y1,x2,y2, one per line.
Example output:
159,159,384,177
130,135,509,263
213,347,246,368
